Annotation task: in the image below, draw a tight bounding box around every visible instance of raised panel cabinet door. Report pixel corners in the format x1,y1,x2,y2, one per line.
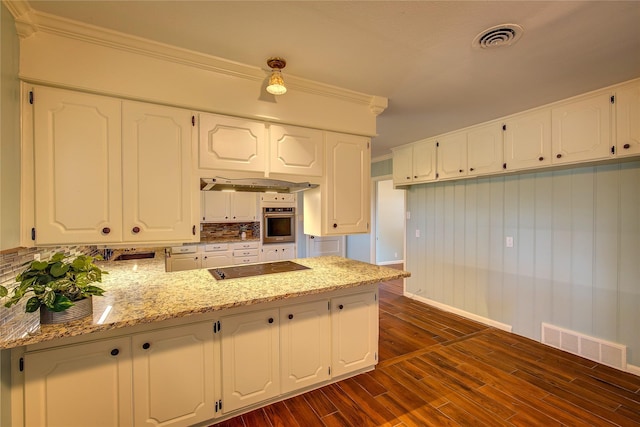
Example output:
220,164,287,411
24,337,133,427
467,122,504,176
325,132,371,234
169,256,201,272
331,291,378,377
392,145,414,184
412,139,437,182
436,132,467,180
230,192,258,221
202,252,233,268
503,109,552,171
199,113,266,172
280,300,331,393
616,82,640,158
552,92,613,164
122,102,194,242
261,246,281,262
221,308,280,413
202,192,231,222
132,323,215,427
33,86,122,244
269,124,324,176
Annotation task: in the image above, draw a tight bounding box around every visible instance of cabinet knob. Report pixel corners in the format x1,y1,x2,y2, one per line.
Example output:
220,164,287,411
333,223,338,228
556,154,562,159
142,343,150,350
503,163,507,170
110,348,119,356
539,156,544,161
459,169,464,173
202,216,205,220
102,227,111,235
310,236,315,239
469,168,475,172
623,143,631,149
338,304,344,310
268,317,274,324
413,175,418,179
132,226,140,234
288,314,293,320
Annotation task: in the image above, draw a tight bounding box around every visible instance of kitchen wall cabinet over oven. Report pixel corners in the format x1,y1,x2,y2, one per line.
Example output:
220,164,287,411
268,124,324,176
304,132,371,236
201,192,258,222
29,85,197,245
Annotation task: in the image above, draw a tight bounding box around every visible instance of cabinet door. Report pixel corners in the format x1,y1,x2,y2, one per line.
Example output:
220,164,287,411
202,192,231,222
230,192,258,221
331,291,378,377
169,256,201,272
33,86,122,245
412,139,437,182
392,145,413,185
24,337,133,427
221,309,280,412
269,124,324,176
325,132,371,234
467,122,503,176
504,109,552,171
436,132,467,180
616,82,640,157
552,92,613,164
202,252,233,268
261,244,295,261
280,300,330,393
122,102,195,242
132,323,215,427
199,113,266,172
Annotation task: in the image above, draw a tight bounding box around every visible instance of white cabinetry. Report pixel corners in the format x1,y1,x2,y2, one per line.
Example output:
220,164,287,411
331,291,378,377
552,92,613,164
466,122,504,176
503,109,552,171
232,241,259,264
304,132,370,236
198,113,266,172
31,86,196,245
24,337,134,427
261,243,296,261
220,308,280,413
132,323,216,427
280,300,331,393
269,124,324,176
616,81,640,157
202,244,233,268
201,192,258,222
436,131,467,180
392,139,437,185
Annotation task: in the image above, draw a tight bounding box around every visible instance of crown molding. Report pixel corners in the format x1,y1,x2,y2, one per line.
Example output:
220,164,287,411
5,1,387,112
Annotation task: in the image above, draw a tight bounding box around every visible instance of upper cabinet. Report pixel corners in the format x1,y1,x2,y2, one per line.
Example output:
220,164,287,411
198,113,266,172
392,139,436,186
436,131,467,180
269,124,324,176
30,86,197,245
304,132,370,236
503,109,552,171
616,81,640,158
551,92,613,164
466,121,504,176
201,192,257,222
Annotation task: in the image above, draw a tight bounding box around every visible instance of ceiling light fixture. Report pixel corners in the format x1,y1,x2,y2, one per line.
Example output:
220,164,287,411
266,57,287,95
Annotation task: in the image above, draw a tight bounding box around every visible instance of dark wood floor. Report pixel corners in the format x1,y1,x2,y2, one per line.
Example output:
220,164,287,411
213,267,640,426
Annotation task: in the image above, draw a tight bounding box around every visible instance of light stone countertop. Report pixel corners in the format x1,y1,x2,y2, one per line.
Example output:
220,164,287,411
0,256,409,350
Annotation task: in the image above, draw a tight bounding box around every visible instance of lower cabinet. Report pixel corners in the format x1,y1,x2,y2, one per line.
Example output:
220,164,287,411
18,286,378,426
24,323,215,427
261,243,296,261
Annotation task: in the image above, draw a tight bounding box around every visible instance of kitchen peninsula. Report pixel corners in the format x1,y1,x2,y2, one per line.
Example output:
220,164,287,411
1,256,409,427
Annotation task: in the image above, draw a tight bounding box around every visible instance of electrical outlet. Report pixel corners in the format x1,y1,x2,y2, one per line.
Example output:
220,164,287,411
406,211,411,220
33,253,41,261
415,229,421,238
506,236,514,248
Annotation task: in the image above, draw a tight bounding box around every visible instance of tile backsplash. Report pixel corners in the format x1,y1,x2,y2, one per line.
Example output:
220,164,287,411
200,222,260,241
0,246,99,333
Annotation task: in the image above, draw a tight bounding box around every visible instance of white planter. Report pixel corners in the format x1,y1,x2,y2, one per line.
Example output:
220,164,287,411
39,297,93,324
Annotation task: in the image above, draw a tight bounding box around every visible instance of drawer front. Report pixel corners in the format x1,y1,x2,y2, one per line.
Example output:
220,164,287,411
204,243,229,252
233,256,259,265
233,249,258,257
171,245,198,254
232,241,259,250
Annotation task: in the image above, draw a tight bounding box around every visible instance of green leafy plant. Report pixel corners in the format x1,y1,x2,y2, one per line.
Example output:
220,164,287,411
0,252,107,313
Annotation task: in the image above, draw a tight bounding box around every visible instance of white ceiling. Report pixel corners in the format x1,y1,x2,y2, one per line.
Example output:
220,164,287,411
26,1,640,158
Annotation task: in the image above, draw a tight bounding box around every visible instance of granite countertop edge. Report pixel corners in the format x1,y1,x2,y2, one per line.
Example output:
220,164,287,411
0,256,410,350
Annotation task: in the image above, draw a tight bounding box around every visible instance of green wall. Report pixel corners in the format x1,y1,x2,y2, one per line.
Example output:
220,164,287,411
405,161,640,366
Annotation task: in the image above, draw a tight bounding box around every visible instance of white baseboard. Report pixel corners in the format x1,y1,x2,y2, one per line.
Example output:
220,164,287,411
378,260,404,266
627,364,640,377
404,292,512,332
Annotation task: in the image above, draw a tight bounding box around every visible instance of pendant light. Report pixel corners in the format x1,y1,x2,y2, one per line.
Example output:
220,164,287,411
266,57,287,95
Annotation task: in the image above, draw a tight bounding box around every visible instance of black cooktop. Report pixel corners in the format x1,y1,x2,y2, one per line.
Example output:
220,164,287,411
209,261,310,280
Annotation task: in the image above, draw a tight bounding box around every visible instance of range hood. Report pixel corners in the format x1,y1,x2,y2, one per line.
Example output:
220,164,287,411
200,177,318,193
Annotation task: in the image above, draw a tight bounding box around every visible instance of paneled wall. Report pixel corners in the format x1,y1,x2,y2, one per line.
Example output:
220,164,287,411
405,161,640,366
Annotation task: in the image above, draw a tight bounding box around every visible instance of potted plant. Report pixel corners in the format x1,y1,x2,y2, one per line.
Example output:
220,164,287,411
0,252,107,324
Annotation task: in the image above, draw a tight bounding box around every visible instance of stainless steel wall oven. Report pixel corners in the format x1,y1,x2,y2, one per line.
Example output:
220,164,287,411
262,207,295,244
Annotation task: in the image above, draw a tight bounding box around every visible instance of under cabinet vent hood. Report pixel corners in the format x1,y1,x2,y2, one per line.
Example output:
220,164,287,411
200,177,318,193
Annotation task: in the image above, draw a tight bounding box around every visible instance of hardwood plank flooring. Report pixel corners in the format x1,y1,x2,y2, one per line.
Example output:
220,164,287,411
212,265,640,426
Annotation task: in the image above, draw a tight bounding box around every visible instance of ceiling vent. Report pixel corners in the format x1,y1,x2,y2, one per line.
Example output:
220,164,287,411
473,24,523,49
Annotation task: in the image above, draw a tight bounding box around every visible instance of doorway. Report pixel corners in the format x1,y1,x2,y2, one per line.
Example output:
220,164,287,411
374,179,405,265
